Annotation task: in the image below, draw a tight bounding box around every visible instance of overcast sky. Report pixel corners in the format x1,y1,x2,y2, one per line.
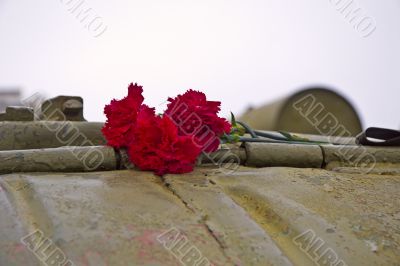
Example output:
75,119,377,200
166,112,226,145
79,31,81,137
0,0,399,129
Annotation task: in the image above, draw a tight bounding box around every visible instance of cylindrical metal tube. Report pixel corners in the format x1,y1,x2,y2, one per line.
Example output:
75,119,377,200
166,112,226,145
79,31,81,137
0,146,117,174
321,145,400,172
199,146,247,165
0,121,105,150
239,88,363,136
1,139,398,174
245,142,323,168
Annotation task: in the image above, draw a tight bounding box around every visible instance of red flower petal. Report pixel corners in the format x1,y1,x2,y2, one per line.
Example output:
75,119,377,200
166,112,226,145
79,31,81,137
128,114,201,176
102,83,144,147
165,90,231,153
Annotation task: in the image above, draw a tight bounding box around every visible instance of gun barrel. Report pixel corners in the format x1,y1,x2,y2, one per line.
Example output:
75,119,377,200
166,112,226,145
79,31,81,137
239,88,363,136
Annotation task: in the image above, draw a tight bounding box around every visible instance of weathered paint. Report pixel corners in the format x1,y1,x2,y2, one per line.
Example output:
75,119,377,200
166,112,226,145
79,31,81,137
1,166,399,265
0,122,105,150
0,146,117,174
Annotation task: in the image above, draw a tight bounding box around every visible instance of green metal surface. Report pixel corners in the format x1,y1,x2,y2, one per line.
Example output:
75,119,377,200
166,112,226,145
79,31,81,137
1,166,399,265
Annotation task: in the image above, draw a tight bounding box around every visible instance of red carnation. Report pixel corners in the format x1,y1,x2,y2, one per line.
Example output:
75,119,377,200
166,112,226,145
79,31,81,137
102,83,144,148
165,90,231,153
128,106,202,176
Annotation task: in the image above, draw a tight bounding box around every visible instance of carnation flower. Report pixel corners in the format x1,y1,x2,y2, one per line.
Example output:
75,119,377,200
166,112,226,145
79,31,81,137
128,105,202,176
165,90,231,153
102,83,230,175
102,83,144,148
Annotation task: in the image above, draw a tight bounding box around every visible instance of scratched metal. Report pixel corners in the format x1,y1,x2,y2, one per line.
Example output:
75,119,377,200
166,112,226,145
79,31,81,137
1,166,399,266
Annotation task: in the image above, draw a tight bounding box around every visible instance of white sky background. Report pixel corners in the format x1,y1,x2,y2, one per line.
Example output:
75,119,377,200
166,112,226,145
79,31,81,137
0,0,399,129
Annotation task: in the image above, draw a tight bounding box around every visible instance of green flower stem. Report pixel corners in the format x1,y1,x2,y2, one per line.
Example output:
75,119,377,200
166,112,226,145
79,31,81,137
236,121,258,138
253,130,288,141
234,120,333,145
238,137,332,145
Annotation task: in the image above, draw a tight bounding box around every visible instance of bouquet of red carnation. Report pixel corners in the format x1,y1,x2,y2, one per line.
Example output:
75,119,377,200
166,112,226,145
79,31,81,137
102,83,231,176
